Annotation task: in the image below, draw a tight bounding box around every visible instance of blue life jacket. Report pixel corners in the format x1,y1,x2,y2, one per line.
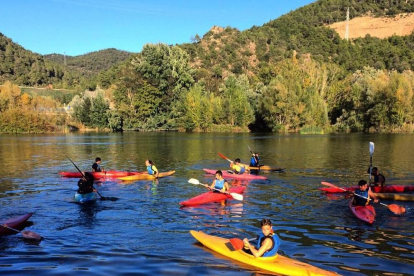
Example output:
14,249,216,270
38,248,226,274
147,165,156,175
257,233,280,257
250,156,259,167
354,189,370,206
214,179,225,190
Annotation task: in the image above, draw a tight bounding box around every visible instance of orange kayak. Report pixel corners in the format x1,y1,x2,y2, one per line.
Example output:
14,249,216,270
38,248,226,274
118,171,175,181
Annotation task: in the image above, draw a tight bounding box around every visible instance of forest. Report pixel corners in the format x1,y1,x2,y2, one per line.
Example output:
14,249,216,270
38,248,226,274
1,0,414,133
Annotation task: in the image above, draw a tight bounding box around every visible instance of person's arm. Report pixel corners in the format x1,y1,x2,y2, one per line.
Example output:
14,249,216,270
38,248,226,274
243,238,272,258
368,189,379,203
224,182,229,191
209,180,215,190
92,163,97,172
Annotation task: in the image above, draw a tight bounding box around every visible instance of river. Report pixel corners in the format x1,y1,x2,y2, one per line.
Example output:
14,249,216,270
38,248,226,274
0,132,413,276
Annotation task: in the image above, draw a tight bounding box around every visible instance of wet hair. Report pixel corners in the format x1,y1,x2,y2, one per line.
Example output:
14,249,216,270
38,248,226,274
95,157,101,162
146,159,153,165
372,167,378,171
358,180,367,186
84,172,95,183
261,218,272,227
215,170,223,176
235,158,241,163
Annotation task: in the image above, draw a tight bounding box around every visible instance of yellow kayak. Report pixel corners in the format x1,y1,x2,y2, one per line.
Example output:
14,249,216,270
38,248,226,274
190,230,340,276
248,165,284,171
373,192,414,201
118,170,175,181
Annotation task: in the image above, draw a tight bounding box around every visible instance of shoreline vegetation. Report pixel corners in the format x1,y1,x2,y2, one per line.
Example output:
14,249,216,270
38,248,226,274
2,3,414,134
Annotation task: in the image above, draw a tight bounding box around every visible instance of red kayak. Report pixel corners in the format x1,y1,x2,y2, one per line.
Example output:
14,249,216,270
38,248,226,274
180,187,246,206
59,170,144,178
203,169,267,180
348,200,376,224
0,213,33,235
320,183,414,193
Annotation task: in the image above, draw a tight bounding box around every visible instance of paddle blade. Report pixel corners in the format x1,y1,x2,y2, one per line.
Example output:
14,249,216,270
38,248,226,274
100,197,118,201
229,238,244,250
218,153,232,162
230,193,243,201
21,230,42,241
369,142,375,155
188,178,200,185
388,204,406,215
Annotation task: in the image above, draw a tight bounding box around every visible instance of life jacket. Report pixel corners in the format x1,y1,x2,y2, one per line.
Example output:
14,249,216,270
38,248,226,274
92,162,102,172
257,233,280,257
374,174,386,186
250,156,259,167
354,189,370,206
233,164,246,174
77,177,94,194
214,179,225,190
147,165,157,175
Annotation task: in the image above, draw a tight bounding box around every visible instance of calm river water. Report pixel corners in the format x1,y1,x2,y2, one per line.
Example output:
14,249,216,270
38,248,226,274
0,132,413,276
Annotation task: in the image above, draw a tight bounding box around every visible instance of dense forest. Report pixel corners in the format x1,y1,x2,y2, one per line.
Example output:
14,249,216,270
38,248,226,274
1,0,414,133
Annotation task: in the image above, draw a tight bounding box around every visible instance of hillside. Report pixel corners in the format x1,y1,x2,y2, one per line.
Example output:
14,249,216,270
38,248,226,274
44,48,133,74
329,13,414,39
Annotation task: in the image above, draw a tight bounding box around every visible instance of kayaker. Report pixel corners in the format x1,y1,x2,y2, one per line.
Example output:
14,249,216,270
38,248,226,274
249,153,260,167
209,170,229,192
352,180,379,206
92,157,105,172
77,172,95,194
369,167,386,187
243,218,280,258
145,159,159,179
230,158,249,174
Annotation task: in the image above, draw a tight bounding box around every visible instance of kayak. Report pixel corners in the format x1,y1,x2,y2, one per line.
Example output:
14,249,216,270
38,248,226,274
118,171,175,181
348,200,376,224
59,170,143,178
180,187,246,206
74,192,98,203
190,230,340,276
0,213,33,236
203,169,267,180
320,183,414,193
373,192,414,201
249,165,284,171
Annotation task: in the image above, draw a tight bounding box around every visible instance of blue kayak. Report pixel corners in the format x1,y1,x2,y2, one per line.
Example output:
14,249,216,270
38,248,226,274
74,192,98,203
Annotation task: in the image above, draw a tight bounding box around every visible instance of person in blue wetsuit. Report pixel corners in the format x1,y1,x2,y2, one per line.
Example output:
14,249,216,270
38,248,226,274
249,153,260,167
243,218,280,258
352,180,379,206
209,170,229,192
145,159,159,179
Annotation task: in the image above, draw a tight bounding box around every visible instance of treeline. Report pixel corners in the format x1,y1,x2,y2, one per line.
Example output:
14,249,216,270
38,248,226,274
44,48,133,73
67,43,414,133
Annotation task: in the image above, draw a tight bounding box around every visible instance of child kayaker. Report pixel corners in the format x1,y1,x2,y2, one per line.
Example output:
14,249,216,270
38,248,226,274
145,159,159,179
249,153,260,167
243,218,280,258
369,167,386,187
77,172,95,194
92,157,105,172
209,170,229,192
352,180,379,206
230,158,249,174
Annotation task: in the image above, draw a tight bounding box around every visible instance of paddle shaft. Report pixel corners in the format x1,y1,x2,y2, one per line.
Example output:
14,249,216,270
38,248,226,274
1,224,23,233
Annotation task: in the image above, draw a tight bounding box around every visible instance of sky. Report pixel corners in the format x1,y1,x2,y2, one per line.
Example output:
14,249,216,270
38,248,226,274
1,0,316,56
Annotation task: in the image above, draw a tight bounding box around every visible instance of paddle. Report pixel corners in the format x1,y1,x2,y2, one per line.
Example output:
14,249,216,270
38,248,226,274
188,178,243,201
0,224,42,241
369,142,374,185
321,182,406,215
218,152,232,163
66,156,118,201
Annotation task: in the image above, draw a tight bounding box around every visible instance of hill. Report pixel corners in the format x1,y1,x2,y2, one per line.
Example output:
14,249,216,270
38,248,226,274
329,13,414,39
44,48,133,74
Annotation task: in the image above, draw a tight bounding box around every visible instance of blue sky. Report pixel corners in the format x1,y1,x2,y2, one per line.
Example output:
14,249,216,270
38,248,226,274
2,0,315,56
